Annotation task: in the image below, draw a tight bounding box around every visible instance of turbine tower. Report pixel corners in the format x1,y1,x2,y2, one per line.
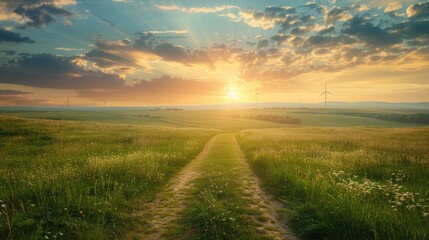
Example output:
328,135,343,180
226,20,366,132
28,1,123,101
64,97,72,111
319,84,333,108
254,90,261,107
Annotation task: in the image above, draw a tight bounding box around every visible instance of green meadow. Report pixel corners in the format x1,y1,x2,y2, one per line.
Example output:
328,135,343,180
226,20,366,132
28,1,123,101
237,127,429,239
0,108,428,239
0,116,215,239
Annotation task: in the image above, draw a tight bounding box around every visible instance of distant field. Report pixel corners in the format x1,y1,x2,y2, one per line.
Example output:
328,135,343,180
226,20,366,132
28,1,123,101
0,108,426,129
237,127,429,239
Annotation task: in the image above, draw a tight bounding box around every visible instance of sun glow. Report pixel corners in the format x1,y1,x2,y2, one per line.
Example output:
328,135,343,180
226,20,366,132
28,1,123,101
227,89,239,100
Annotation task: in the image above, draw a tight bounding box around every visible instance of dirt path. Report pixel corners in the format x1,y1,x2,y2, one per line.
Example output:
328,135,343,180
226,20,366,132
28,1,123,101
125,133,297,240
124,134,219,240
232,135,299,240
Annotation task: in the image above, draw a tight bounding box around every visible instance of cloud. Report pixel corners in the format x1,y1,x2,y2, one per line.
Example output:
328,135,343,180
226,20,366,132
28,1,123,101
14,3,73,28
77,75,223,104
318,26,335,35
99,17,114,26
55,47,85,51
324,6,352,24
406,1,429,19
391,20,429,41
307,34,356,46
85,34,238,74
145,30,188,34
155,4,238,13
85,38,147,73
0,53,124,89
257,38,269,49
300,2,324,14
342,16,401,47
0,50,16,55
271,34,291,46
0,94,49,106
385,2,402,13
0,28,34,43
0,0,75,28
0,89,33,95
0,88,48,106
236,6,297,30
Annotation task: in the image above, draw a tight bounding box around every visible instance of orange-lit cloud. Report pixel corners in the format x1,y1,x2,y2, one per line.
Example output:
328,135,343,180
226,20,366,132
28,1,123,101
155,4,238,13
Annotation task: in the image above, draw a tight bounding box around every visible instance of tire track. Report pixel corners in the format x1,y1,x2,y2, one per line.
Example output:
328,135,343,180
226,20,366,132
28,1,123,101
124,134,219,240
232,134,299,240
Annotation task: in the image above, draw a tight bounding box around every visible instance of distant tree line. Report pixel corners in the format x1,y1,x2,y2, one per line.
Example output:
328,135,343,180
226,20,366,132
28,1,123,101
232,114,301,124
330,112,429,124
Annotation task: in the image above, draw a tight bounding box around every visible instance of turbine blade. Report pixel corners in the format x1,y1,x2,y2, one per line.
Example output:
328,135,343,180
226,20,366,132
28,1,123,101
327,91,334,95
319,92,325,97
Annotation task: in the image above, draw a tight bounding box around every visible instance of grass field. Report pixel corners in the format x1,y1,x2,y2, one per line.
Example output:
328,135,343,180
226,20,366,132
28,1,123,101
0,116,214,239
0,108,428,239
237,127,429,239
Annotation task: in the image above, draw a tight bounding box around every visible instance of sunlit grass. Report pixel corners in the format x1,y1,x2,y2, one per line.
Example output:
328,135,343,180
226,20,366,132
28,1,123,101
237,127,429,239
0,116,215,239
177,134,271,240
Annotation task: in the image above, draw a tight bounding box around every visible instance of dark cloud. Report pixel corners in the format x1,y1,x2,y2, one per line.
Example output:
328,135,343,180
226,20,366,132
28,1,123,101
133,33,215,66
271,34,290,46
14,3,72,28
318,26,335,35
307,34,356,46
264,6,296,16
1,0,74,28
85,38,139,70
300,2,324,14
391,20,429,40
0,29,34,44
342,16,401,47
279,14,300,31
407,1,429,19
0,53,124,89
0,50,16,56
257,38,269,49
0,89,33,95
290,27,309,35
99,17,114,26
300,15,315,23
77,75,223,104
85,34,237,73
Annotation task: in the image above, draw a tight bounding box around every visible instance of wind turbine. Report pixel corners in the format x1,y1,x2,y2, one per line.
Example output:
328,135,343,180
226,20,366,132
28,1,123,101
64,97,72,111
254,90,261,107
319,84,333,108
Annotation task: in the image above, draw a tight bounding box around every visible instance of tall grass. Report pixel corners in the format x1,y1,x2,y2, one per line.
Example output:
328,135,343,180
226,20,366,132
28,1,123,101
237,127,429,240
0,116,215,239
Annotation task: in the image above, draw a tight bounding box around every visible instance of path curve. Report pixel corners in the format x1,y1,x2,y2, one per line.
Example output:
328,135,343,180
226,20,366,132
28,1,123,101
124,134,219,240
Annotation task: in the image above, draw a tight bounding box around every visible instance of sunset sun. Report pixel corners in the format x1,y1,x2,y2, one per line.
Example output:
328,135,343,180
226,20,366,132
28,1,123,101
228,90,239,100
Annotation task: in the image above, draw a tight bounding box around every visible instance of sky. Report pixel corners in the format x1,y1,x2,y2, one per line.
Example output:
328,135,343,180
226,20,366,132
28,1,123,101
0,0,428,106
